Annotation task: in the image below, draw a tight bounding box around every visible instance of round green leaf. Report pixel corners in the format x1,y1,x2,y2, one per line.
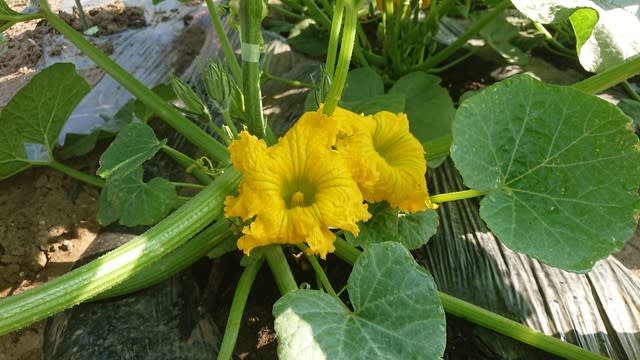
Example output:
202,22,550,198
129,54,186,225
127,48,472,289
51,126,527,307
273,242,446,359
451,74,640,272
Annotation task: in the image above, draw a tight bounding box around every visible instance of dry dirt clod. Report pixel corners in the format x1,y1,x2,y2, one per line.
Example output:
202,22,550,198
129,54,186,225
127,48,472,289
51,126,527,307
59,240,73,252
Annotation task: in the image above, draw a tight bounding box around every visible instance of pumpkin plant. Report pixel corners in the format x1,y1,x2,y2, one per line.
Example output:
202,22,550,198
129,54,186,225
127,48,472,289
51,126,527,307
0,0,639,359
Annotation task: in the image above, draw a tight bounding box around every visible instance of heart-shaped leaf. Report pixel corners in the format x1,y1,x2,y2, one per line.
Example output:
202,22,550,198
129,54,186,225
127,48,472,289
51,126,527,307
97,167,178,226
451,74,640,272
273,242,446,359
97,122,166,179
0,63,89,179
512,0,640,72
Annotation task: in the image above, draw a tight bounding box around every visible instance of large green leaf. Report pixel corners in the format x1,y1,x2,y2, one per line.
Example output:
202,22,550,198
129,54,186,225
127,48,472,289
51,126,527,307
97,167,178,226
273,242,446,359
0,63,90,179
512,0,640,72
96,122,166,179
451,74,640,272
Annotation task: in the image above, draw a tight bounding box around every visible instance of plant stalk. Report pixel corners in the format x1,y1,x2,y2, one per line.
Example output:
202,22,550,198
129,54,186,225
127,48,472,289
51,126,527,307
48,160,104,188
439,292,608,360
322,2,358,116
161,145,213,185
573,56,640,95
205,0,242,82
264,245,298,294
0,168,241,335
408,0,510,73
239,0,267,139
39,0,230,164
217,255,264,360
95,219,235,300
430,189,485,203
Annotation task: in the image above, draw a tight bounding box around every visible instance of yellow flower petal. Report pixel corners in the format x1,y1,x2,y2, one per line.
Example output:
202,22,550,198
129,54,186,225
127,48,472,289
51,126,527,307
225,111,370,259
334,108,436,213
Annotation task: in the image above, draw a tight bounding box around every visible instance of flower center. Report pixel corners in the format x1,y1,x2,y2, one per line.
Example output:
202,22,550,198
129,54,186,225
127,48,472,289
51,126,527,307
283,179,317,208
290,191,306,207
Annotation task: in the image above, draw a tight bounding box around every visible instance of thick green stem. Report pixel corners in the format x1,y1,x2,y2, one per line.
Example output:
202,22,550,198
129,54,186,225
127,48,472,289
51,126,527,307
408,0,510,73
239,0,267,139
264,245,298,295
0,168,241,335
430,189,485,204
573,56,640,95
40,1,229,164
332,239,608,360
439,293,608,360
217,255,264,360
322,3,358,116
95,219,235,300
205,0,242,82
48,160,104,188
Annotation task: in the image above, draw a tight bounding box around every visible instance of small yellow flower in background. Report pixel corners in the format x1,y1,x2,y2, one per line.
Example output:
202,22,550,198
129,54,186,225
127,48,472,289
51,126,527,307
224,111,371,259
333,108,437,213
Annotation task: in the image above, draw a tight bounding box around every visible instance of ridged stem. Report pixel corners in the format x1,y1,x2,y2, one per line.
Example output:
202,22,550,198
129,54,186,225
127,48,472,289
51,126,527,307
0,168,241,335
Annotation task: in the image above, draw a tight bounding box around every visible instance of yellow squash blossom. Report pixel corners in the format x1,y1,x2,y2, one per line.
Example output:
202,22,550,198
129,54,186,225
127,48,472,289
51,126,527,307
224,112,371,258
332,107,437,212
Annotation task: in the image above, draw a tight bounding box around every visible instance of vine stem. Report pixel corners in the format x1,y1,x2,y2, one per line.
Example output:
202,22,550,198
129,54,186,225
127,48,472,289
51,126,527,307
296,245,337,298
264,245,298,295
0,169,241,335
205,0,242,82
239,0,267,139
573,56,640,95
430,189,485,204
48,160,104,188
323,2,358,116
0,12,43,22
94,219,236,300
408,0,510,73
332,238,608,360
39,0,230,165
325,0,344,76
217,255,264,360
160,145,213,185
